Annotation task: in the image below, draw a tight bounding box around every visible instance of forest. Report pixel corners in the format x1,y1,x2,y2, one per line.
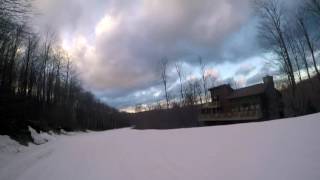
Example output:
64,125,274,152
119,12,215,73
0,0,129,141
2,0,320,136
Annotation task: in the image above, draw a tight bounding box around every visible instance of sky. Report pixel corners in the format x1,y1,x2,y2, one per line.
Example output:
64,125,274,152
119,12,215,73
31,0,296,111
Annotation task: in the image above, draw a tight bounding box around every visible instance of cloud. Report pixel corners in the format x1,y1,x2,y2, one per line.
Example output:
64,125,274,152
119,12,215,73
32,0,267,108
246,62,279,85
95,15,118,35
205,68,220,79
235,64,256,76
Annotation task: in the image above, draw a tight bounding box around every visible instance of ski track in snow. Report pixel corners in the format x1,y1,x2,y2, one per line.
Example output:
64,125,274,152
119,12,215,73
1,113,320,180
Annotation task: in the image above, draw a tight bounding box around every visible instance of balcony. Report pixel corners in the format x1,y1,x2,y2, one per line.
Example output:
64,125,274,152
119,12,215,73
211,101,221,108
199,110,263,122
202,101,221,109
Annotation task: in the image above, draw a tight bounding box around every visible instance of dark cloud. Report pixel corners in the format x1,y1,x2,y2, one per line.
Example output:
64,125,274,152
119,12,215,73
235,64,256,76
246,63,280,85
31,0,282,108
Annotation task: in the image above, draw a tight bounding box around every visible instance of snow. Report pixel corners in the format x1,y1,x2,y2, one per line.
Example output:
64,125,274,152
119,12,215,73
28,127,57,145
1,113,320,180
0,136,24,154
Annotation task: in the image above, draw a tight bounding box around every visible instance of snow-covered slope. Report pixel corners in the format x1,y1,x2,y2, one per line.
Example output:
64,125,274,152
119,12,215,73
1,113,320,180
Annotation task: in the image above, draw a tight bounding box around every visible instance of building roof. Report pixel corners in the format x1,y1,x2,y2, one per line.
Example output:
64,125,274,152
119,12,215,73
227,84,266,99
208,84,232,91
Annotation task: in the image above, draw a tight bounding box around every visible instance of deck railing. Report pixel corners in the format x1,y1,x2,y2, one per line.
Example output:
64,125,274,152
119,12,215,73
199,110,263,122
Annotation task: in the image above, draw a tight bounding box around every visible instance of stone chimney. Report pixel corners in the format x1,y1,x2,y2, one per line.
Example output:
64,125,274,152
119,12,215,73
263,75,274,88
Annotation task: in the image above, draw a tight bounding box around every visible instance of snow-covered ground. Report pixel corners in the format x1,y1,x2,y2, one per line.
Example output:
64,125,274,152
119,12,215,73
1,113,320,180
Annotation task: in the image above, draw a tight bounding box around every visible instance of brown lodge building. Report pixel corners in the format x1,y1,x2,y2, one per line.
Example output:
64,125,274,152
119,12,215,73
199,76,283,124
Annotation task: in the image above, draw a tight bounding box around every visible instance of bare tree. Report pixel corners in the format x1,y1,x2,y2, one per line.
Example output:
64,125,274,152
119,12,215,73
135,104,143,113
41,35,52,103
296,13,320,79
255,0,296,90
175,62,184,103
0,25,24,92
306,0,320,19
286,31,302,82
194,79,203,104
297,38,312,80
20,34,38,96
184,80,196,106
199,56,208,103
160,57,169,109
52,47,64,103
64,54,71,101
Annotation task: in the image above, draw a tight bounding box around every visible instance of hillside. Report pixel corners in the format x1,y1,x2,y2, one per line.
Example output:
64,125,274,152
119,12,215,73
1,113,320,180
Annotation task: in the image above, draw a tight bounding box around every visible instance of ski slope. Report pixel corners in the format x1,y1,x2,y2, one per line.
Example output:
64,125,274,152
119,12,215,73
1,113,320,180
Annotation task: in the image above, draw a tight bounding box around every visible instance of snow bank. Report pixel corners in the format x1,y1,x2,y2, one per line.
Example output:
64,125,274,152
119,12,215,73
0,135,32,170
1,113,320,180
0,135,24,153
0,127,57,154
28,127,56,145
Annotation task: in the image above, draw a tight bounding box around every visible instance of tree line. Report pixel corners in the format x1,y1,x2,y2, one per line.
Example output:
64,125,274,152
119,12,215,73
132,57,215,129
135,56,216,113
255,0,320,115
0,0,128,137
137,0,320,117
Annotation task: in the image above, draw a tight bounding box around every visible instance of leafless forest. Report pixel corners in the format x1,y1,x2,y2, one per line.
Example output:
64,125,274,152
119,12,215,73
0,0,129,141
1,0,320,136
132,0,320,129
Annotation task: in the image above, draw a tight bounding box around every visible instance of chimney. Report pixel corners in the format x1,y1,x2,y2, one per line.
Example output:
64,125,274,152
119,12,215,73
263,75,274,88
